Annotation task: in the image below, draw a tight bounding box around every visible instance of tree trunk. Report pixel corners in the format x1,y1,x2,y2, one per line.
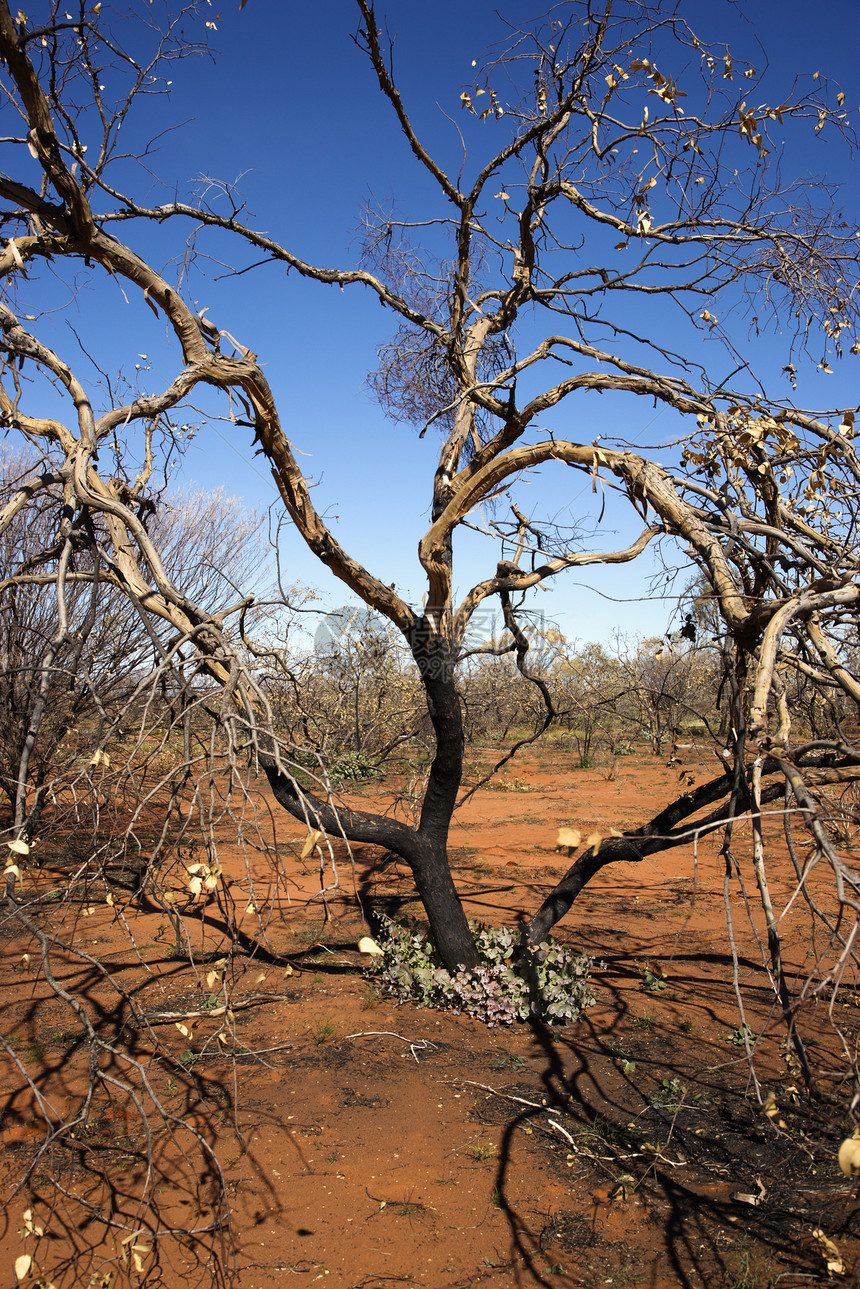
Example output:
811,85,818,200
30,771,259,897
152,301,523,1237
524,769,791,945
412,635,479,969
259,628,480,973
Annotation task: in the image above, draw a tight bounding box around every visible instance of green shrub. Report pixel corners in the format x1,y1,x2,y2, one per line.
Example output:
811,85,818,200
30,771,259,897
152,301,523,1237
366,916,595,1027
285,748,380,787
327,750,380,785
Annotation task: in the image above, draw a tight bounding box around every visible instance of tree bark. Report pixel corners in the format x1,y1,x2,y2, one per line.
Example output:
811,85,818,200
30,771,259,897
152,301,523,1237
259,627,480,973
525,768,787,945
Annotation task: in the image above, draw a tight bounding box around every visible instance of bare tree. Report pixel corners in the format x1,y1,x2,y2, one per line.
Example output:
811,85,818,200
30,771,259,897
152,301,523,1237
0,446,267,836
610,633,716,756
1,0,859,1045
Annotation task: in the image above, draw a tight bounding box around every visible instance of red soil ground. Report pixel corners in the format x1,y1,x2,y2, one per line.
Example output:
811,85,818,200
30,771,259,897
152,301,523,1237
2,740,859,1289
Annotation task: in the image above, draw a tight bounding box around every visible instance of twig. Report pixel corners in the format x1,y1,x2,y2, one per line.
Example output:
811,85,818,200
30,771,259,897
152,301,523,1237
453,1078,576,1144
144,991,295,1023
345,1030,439,1063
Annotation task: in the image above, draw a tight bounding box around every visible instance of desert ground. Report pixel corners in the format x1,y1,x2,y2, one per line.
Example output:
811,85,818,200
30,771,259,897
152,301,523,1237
2,737,859,1289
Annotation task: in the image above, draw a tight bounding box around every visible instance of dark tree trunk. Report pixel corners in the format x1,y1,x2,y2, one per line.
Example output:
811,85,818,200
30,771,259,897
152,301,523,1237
525,768,790,945
259,624,480,973
411,633,479,970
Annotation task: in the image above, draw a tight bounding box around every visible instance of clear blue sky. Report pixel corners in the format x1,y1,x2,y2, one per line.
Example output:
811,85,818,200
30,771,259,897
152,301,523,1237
18,0,860,648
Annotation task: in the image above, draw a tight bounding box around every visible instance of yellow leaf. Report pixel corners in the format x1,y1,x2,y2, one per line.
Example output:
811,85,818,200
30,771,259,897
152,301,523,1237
585,831,603,855
21,1208,43,1237
14,1254,33,1280
131,1247,149,1274
7,838,29,856
812,1228,844,1276
300,829,322,860
838,1136,860,1175
175,1023,192,1039
255,972,268,983
206,971,219,990
283,964,293,977
555,828,581,853
105,892,114,907
4,864,21,882
358,936,383,956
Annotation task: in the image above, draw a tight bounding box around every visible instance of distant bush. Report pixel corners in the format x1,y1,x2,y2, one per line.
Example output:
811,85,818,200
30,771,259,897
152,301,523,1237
327,750,380,785
367,916,595,1027
288,748,381,787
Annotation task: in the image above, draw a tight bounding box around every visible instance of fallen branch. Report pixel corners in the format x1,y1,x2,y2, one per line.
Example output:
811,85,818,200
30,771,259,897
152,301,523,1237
345,1030,439,1063
144,991,295,1023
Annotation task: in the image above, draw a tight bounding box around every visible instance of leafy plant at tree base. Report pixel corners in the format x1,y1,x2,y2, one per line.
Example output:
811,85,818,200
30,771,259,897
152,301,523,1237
366,916,595,1026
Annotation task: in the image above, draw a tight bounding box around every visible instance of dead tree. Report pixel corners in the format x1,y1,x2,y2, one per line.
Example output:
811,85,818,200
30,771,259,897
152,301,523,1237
0,0,859,1010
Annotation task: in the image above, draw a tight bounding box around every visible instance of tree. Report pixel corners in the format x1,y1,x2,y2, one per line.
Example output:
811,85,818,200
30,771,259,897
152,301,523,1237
1,0,860,1025
0,443,267,835
612,633,716,756
553,641,627,766
256,604,428,777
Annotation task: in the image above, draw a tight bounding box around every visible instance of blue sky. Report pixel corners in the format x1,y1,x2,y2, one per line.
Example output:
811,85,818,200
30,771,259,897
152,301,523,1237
12,0,860,649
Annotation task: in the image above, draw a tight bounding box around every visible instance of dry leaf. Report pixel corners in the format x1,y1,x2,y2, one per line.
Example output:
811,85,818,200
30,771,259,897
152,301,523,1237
838,1135,860,1176
812,1228,845,1276
358,936,383,956
555,827,581,854
7,838,29,856
585,831,603,855
21,1208,43,1237
732,1177,766,1206
206,971,219,990
131,1244,150,1274
14,1253,33,1281
300,829,323,860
